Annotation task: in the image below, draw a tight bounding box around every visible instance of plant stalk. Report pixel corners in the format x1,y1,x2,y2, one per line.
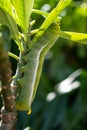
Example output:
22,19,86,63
0,33,17,130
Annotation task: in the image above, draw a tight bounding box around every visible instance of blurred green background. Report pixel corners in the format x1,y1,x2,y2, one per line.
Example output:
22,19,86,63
1,0,87,130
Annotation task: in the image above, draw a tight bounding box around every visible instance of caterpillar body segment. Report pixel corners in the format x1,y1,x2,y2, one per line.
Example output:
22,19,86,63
14,23,60,111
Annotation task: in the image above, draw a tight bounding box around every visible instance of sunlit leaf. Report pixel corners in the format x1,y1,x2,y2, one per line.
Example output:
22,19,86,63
60,31,87,44
0,8,19,44
0,0,19,24
31,0,71,45
55,69,82,94
11,0,34,35
23,127,32,130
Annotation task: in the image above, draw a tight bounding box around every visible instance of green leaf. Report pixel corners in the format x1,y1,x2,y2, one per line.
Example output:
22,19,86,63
31,0,71,45
0,8,19,44
0,0,19,24
11,0,34,35
59,31,87,44
0,8,24,52
76,2,87,17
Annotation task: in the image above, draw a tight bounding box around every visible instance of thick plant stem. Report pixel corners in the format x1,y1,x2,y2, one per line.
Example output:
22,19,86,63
0,33,17,130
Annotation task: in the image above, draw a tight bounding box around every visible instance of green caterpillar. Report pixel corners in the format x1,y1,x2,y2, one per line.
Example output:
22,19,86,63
12,23,60,111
